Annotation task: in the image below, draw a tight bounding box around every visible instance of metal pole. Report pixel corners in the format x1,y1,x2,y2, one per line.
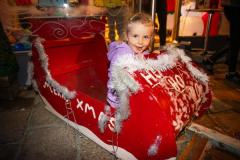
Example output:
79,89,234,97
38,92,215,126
151,0,156,22
172,0,182,42
203,12,213,54
139,0,142,12
150,0,156,51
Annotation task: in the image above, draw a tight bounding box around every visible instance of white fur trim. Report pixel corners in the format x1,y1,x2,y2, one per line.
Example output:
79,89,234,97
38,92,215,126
148,135,162,156
112,46,208,84
34,38,76,99
26,61,34,86
98,105,111,133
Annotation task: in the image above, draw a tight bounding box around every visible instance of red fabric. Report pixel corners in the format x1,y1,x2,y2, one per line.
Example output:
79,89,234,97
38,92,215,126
167,0,176,12
16,0,32,5
202,12,221,36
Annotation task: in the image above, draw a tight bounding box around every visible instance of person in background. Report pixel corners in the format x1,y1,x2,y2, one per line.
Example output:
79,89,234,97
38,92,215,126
156,0,167,47
202,43,229,74
104,0,128,42
203,0,240,84
204,0,240,83
106,12,154,108
0,20,18,78
221,0,240,83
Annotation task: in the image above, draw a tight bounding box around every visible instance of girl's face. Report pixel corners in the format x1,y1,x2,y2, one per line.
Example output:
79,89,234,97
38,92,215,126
127,22,153,55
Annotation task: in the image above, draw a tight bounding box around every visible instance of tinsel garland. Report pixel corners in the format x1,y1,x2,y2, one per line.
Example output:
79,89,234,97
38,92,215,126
34,37,76,100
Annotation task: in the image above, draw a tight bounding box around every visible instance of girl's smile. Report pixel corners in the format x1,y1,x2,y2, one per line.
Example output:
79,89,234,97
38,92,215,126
127,22,153,55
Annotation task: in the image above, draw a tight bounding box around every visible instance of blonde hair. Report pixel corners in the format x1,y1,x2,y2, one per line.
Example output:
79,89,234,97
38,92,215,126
126,12,154,33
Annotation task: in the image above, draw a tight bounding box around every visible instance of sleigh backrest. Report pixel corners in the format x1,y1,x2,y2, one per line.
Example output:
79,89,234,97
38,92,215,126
36,33,108,86
29,16,108,86
33,34,108,90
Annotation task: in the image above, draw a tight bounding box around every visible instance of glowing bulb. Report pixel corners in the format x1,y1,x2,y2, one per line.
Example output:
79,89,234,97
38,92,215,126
63,3,69,8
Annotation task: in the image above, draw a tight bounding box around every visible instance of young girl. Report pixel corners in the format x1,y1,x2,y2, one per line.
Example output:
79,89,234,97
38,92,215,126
107,13,155,108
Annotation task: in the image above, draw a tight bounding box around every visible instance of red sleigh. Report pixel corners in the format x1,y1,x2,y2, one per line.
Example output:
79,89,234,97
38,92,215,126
29,17,212,160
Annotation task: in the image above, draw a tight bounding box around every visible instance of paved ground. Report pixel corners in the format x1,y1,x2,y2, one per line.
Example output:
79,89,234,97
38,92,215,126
1,52,240,160
0,90,116,160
